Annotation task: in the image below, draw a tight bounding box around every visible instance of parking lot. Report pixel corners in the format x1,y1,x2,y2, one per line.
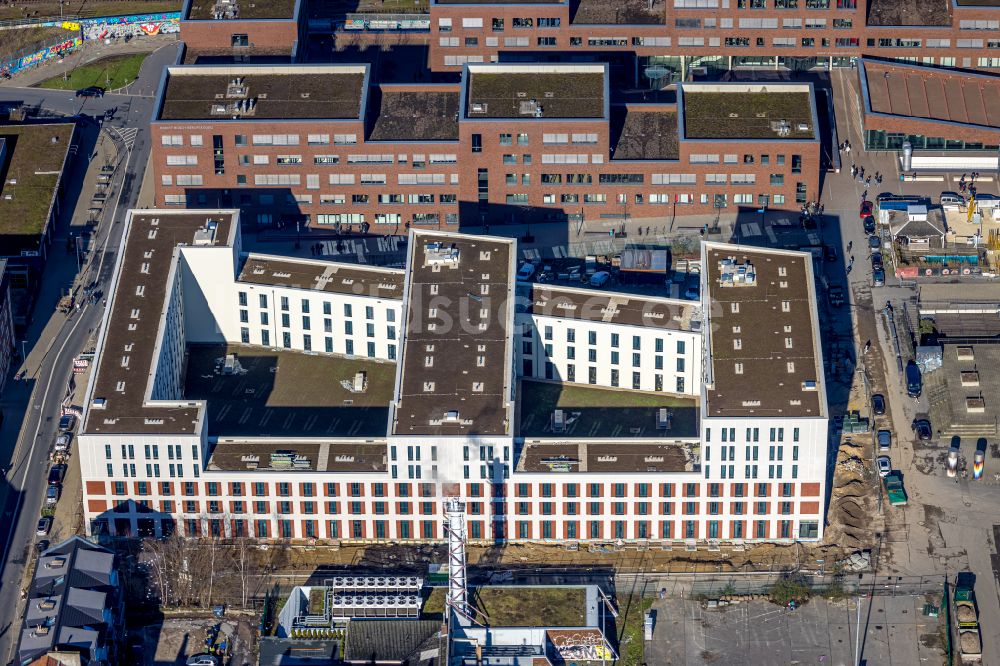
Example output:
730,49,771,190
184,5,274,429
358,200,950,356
646,593,946,666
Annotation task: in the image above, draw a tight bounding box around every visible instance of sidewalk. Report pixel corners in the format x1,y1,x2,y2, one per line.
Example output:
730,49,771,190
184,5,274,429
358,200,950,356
0,34,177,91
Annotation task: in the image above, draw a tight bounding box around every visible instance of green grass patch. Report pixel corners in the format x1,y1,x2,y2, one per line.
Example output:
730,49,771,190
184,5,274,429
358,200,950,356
420,587,446,620
37,53,147,91
472,586,587,627
615,595,652,666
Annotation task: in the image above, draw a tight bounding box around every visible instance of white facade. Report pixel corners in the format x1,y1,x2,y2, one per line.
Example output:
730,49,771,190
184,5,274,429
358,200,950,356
516,312,701,395
79,216,827,543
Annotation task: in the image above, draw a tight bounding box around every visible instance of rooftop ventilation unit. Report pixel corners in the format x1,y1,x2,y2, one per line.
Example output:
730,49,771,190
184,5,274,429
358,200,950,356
425,242,460,267
519,99,543,117
770,119,791,137
443,410,460,422
470,102,488,114
212,0,239,20
717,257,757,287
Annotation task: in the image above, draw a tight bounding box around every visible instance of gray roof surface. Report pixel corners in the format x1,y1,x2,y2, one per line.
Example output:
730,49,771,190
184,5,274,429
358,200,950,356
18,537,117,666
518,441,697,473
238,255,404,300
344,620,442,665
393,232,514,436
84,211,236,436
259,638,338,666
520,284,694,331
704,244,824,418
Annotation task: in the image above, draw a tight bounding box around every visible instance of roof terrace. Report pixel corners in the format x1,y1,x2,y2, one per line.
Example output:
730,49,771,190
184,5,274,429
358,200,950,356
465,65,606,120
158,65,367,121
681,84,816,140
184,344,395,438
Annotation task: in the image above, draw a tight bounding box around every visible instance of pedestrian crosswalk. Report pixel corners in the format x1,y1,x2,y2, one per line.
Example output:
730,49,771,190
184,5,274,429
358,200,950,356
109,126,138,152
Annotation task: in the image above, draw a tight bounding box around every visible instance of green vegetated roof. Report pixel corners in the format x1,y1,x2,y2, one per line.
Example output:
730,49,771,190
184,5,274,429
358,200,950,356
683,91,814,139
0,123,73,247
471,586,587,627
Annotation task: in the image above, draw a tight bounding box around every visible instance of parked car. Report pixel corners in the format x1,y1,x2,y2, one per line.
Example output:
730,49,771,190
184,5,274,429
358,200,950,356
860,201,873,218
863,216,876,235
912,418,932,440
825,246,837,262
54,433,72,451
186,655,220,666
871,252,883,271
35,539,49,554
684,285,700,300
868,235,881,250
58,414,76,432
940,192,965,208
877,456,892,477
515,262,536,282
877,429,892,452
36,517,52,536
974,193,1000,202
872,269,885,287
75,86,104,98
47,464,66,486
871,394,886,415
45,485,60,506
589,271,610,287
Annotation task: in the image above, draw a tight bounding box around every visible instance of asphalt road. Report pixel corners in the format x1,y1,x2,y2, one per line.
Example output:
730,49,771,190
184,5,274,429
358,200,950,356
0,45,174,663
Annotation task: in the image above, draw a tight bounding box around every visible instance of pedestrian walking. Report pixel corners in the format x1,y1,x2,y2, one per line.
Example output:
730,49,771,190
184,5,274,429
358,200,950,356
866,175,871,187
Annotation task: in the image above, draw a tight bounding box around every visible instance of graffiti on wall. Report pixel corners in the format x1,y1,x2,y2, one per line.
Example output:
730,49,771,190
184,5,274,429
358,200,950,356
0,36,82,76
0,11,179,77
80,12,180,41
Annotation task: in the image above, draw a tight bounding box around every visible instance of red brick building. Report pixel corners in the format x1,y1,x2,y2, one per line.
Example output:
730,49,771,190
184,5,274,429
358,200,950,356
858,58,1000,171
151,63,820,229
179,0,304,62
425,0,1000,77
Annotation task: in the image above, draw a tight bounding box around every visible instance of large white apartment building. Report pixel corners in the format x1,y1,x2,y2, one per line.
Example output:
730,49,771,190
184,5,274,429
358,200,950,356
78,209,827,544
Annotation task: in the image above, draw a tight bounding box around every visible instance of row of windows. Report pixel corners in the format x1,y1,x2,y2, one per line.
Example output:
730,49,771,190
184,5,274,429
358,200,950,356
527,360,686,392
707,426,801,443
96,513,819,541
239,292,395,321
98,480,804,499
237,327,396,358
513,481,801,498
107,497,810,518
107,480,423,498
